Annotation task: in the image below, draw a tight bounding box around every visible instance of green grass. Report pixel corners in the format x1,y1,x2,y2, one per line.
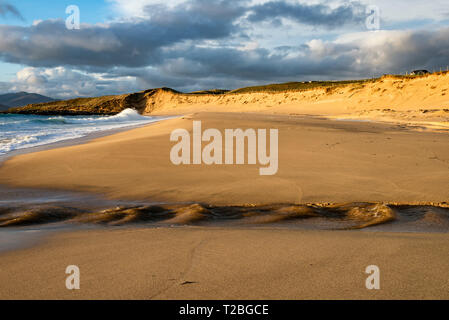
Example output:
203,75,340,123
189,89,230,95
228,79,379,94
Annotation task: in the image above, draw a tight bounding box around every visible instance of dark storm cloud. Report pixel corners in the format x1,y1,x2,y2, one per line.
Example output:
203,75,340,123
0,0,367,69
143,0,248,33
159,44,357,81
0,0,248,68
247,1,365,27
0,1,23,20
8,26,449,97
2,0,449,96
136,27,449,90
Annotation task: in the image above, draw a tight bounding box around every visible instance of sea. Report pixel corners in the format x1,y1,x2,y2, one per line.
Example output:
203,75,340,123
0,109,164,155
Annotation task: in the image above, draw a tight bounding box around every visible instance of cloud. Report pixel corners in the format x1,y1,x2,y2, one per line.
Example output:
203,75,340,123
0,1,23,20
139,28,449,87
112,27,449,91
7,27,449,98
247,1,366,28
2,0,449,97
4,67,144,99
0,0,369,70
0,0,249,69
107,0,194,19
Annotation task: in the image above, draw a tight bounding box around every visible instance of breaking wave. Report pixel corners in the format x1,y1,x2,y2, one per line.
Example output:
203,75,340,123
0,109,165,155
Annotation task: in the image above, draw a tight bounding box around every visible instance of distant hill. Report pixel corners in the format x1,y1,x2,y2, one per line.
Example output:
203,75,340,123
0,103,10,111
0,92,56,108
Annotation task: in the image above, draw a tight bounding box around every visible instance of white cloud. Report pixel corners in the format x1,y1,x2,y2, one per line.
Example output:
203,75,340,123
106,0,186,19
365,0,449,23
6,67,143,99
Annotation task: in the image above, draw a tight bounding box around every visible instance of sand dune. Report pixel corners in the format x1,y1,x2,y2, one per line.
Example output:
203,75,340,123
7,73,449,127
143,74,449,126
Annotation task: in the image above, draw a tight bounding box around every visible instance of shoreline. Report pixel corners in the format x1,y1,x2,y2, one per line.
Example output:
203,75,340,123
1,112,446,166
0,115,181,252
0,112,447,235
2,112,449,203
0,114,178,164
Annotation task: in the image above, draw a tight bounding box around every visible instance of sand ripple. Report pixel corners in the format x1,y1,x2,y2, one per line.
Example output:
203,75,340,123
1,202,448,232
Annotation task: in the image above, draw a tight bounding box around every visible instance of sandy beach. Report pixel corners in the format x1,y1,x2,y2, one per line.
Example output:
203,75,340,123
0,227,448,300
2,0,449,303
0,111,449,299
1,112,449,204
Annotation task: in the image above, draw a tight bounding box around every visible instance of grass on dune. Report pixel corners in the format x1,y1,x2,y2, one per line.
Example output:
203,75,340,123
228,79,378,94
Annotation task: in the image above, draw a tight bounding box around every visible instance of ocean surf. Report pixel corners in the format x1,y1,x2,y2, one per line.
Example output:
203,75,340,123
0,109,166,155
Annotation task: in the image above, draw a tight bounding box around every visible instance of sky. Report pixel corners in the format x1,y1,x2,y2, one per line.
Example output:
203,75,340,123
0,0,448,98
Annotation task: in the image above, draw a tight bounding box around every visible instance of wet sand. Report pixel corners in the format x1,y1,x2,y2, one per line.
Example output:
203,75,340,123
1,201,449,233
0,227,448,300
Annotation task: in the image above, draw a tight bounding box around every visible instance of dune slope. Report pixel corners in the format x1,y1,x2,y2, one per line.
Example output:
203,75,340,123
4,74,449,125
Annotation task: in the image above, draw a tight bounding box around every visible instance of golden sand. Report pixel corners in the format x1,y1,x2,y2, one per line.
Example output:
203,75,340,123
1,112,448,205
143,74,449,128
1,227,448,299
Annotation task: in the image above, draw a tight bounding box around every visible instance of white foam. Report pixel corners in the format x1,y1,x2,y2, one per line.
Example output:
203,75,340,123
0,109,168,155
60,108,149,124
